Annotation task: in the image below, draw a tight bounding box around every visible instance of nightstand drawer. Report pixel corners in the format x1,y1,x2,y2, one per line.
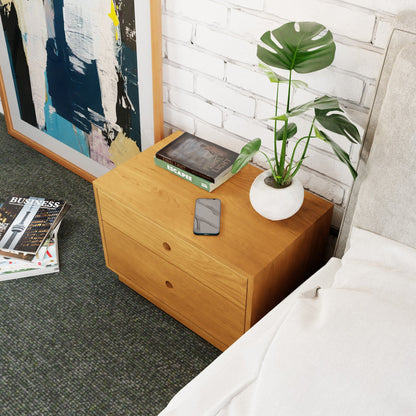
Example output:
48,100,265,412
103,222,246,346
97,192,246,307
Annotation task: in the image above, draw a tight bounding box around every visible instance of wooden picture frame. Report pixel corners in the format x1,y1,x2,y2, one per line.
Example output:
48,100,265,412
0,0,163,182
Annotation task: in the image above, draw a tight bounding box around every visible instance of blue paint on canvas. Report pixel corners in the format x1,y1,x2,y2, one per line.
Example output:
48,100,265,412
0,2,37,126
45,0,105,135
1,0,143,169
44,75,90,156
119,43,141,143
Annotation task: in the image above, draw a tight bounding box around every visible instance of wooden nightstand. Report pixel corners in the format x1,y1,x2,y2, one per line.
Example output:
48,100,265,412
93,132,333,350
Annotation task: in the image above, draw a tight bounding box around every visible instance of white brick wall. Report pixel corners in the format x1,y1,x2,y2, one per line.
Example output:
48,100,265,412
166,0,228,26
264,0,376,42
161,0,402,227
196,76,256,117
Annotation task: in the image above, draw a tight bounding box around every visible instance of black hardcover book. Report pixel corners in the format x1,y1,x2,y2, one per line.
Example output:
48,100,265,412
155,132,238,183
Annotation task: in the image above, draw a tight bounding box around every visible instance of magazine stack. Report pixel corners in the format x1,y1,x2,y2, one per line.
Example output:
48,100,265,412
154,132,239,192
0,195,70,281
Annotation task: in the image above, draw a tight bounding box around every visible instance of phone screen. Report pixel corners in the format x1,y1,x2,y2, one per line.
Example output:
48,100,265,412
193,198,221,235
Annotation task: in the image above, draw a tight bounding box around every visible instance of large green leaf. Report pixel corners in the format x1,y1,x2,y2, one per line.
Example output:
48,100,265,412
315,129,358,179
231,138,261,174
315,108,361,144
276,122,297,141
257,21,335,74
259,63,308,88
270,96,339,121
289,95,339,117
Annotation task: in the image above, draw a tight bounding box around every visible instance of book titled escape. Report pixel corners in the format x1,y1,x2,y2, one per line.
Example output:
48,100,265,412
154,132,239,192
0,196,69,261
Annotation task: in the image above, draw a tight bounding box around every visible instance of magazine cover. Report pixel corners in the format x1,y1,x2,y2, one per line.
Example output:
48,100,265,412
0,196,69,260
0,226,60,281
155,133,238,183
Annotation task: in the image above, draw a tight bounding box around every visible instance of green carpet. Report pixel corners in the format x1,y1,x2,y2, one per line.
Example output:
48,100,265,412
0,114,220,415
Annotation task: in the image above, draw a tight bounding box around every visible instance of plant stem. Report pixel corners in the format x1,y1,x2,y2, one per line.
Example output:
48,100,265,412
261,151,276,174
278,69,293,183
289,118,316,179
273,81,280,180
283,135,310,183
286,69,293,113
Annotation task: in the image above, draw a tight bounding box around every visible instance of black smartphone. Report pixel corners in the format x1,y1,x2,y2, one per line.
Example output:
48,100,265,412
193,198,221,235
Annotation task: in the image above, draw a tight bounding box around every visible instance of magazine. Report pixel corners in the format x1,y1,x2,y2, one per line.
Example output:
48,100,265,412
0,225,60,281
155,132,239,183
0,195,69,261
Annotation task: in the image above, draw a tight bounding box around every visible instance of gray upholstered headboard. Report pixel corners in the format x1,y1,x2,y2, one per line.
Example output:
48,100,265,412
335,12,416,257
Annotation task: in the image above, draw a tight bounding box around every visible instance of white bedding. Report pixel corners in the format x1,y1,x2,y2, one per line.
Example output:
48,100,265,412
160,228,416,415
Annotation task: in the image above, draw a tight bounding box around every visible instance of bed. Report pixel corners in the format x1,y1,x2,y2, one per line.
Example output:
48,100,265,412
159,12,416,415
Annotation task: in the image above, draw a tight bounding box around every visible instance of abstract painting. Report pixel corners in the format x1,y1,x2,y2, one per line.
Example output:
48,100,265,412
0,0,162,179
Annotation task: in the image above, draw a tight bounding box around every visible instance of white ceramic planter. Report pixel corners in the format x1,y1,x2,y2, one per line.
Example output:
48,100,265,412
249,170,304,220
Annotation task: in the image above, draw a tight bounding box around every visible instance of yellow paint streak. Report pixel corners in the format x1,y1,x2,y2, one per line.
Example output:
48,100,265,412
109,131,141,166
108,0,120,41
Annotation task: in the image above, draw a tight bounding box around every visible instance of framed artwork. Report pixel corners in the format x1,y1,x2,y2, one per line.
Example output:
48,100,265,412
0,0,163,181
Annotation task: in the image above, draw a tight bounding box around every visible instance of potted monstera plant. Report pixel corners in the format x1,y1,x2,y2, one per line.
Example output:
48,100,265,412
232,21,361,220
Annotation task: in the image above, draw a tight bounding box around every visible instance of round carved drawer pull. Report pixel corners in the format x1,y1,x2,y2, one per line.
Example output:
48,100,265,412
165,281,173,289
162,242,171,251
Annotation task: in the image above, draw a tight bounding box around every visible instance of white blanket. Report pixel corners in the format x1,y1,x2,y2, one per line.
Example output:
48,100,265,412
160,228,416,415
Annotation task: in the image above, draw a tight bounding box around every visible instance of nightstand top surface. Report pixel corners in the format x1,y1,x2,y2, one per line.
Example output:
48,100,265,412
94,132,333,277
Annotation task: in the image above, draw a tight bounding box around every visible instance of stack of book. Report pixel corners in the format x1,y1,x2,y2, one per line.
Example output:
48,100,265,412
154,132,239,192
0,195,70,281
